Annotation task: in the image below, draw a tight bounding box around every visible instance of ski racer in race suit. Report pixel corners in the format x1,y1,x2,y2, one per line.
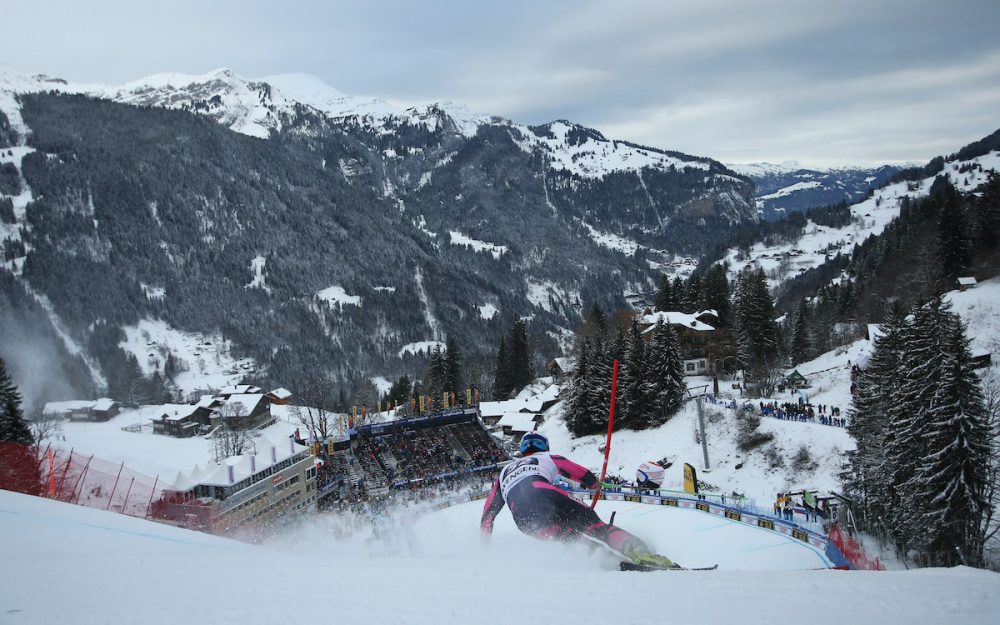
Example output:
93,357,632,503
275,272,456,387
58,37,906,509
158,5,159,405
480,432,674,567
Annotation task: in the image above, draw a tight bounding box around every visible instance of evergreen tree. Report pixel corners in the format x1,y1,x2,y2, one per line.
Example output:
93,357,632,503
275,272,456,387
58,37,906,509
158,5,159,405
903,306,991,565
493,337,512,400
732,268,781,395
617,316,647,428
789,298,813,365
444,336,463,397
565,338,597,436
701,265,731,326
654,274,676,311
588,335,614,433
843,301,907,529
507,317,532,393
974,171,1000,250
0,357,33,446
641,320,685,427
933,176,971,285
683,274,702,312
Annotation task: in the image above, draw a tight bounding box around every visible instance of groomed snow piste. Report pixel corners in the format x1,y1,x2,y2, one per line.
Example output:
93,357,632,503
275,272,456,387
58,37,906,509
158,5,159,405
2,490,999,625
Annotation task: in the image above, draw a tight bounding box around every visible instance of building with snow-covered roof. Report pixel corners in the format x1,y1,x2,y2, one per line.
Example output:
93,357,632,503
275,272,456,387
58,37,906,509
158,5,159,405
215,393,271,429
547,357,576,379
150,437,317,532
267,387,293,405
216,384,262,398
496,412,541,438
42,398,119,422
151,403,217,437
639,310,736,376
957,276,978,291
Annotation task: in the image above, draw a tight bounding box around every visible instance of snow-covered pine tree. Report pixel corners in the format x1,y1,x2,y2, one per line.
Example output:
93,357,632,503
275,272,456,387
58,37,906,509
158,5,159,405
587,335,614,433
492,337,512,400
564,338,595,436
844,301,907,529
617,316,647,429
641,319,685,427
0,357,32,446
732,268,780,396
507,317,533,393
789,298,813,365
444,337,463,397
903,307,990,566
932,176,971,285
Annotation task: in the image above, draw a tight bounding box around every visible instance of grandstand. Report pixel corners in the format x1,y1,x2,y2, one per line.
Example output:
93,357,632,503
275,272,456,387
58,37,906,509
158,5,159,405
315,407,509,504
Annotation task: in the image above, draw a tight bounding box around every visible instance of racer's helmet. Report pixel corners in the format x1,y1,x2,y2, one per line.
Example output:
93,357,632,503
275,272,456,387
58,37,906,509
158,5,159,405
519,432,549,455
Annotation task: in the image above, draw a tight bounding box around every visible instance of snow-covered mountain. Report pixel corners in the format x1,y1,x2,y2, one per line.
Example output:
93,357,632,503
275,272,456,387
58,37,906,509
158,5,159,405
0,65,756,408
716,149,1000,290
727,161,902,221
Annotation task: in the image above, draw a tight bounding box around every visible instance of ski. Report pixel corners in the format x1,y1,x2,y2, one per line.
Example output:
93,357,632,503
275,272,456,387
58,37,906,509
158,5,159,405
619,561,718,572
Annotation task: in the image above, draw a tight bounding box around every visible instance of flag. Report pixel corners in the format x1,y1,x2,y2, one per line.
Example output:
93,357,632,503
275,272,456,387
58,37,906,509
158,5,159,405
683,463,699,495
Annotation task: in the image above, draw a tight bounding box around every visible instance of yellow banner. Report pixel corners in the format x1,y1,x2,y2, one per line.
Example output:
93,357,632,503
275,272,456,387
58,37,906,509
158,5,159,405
683,463,699,495
443,391,449,408
466,388,472,405
419,395,425,413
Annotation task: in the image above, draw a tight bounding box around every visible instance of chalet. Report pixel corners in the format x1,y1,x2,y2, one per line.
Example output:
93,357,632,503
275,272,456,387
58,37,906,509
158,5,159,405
267,387,293,405
547,357,576,380
957,276,977,291
478,384,560,426
151,403,216,437
149,437,317,532
216,384,262,399
971,349,992,370
42,398,118,422
496,412,541,439
639,310,736,376
784,370,809,389
215,393,271,429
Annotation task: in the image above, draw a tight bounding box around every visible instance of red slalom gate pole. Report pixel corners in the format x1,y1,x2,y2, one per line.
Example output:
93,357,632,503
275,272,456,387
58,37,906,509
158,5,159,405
591,359,619,509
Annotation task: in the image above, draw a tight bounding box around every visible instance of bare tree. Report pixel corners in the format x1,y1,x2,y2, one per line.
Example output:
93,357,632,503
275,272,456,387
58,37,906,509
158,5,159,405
293,373,340,442
210,402,259,462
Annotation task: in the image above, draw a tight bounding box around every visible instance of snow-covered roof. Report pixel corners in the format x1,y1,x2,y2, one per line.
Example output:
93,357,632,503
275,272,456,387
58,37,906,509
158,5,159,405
157,404,202,421
958,277,977,286
497,412,539,432
222,393,266,414
91,398,116,412
641,311,715,332
866,324,883,343
177,437,310,488
551,357,576,373
42,400,95,415
480,384,560,417
268,387,292,400
217,384,262,396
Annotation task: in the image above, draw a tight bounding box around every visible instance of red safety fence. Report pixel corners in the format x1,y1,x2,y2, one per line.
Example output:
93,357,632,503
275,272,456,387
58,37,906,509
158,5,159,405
828,524,884,571
0,440,170,519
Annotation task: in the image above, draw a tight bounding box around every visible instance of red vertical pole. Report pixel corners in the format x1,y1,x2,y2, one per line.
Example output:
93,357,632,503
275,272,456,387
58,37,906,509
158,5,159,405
121,477,135,516
144,475,159,519
55,448,75,499
591,359,619,509
106,462,125,511
70,455,94,504
48,447,55,497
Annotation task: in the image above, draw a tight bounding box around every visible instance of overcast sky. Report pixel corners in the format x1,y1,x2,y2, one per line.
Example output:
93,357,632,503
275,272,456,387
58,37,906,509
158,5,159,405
3,0,999,167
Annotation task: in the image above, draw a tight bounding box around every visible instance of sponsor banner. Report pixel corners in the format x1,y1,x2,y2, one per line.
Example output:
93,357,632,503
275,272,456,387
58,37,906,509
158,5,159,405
683,463,699,494
640,495,660,505
661,498,678,506
605,493,624,502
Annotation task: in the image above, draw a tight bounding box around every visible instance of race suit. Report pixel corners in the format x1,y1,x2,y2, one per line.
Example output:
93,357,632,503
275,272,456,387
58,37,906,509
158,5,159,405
480,452,646,555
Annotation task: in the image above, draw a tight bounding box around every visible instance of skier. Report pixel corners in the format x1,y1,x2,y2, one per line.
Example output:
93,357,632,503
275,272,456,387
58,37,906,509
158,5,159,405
480,432,677,568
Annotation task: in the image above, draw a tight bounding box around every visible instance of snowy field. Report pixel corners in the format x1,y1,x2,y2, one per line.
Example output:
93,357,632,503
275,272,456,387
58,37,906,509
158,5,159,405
2,490,999,625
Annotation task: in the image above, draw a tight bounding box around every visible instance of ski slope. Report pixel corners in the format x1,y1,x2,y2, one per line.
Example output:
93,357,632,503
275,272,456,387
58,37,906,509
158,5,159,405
3,490,1000,625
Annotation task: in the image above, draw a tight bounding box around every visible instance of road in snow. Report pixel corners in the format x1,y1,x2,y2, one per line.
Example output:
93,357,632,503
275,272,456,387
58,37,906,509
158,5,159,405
2,490,999,625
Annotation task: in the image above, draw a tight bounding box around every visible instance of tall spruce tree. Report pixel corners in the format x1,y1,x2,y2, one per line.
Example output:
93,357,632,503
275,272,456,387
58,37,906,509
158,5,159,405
732,268,780,395
507,317,533,392
789,298,813,365
617,316,647,429
654,275,676,311
904,306,990,565
444,337,463,397
565,338,597,436
641,320,685,427
493,337,512,400
0,357,33,446
701,265,731,326
933,176,971,285
844,301,907,528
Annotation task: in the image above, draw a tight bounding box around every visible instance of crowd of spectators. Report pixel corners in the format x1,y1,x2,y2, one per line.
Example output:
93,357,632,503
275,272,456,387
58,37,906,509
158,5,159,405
756,400,846,427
